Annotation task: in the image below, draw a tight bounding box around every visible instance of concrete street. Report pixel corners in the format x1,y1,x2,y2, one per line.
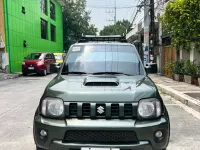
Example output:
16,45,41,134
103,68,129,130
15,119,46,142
0,75,200,150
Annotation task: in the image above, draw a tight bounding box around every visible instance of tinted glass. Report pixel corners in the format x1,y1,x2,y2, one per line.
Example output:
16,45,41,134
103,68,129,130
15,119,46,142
26,53,44,60
62,44,144,76
45,54,51,59
55,56,62,60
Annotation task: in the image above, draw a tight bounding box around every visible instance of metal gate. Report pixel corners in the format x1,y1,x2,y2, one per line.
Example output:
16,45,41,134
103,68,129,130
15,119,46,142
164,46,176,78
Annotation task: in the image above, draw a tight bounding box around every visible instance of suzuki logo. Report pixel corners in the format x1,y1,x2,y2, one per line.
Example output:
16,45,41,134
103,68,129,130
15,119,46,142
97,106,105,114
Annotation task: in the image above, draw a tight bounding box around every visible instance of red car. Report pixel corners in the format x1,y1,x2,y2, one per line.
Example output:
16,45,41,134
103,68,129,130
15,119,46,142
22,52,56,76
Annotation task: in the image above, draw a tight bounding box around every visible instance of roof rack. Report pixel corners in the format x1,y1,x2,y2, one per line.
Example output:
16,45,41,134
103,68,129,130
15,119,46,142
77,35,127,43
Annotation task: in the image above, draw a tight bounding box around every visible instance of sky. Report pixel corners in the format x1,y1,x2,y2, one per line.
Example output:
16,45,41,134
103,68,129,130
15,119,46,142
86,0,142,31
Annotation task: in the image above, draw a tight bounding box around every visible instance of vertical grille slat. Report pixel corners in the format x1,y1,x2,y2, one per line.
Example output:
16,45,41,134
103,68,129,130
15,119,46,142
77,103,83,118
67,102,137,119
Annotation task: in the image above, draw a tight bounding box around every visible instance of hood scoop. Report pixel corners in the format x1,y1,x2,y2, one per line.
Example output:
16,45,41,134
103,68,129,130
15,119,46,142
83,76,119,86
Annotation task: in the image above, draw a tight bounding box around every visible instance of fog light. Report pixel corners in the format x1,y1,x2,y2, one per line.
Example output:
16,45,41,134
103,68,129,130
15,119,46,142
40,130,47,137
155,131,163,138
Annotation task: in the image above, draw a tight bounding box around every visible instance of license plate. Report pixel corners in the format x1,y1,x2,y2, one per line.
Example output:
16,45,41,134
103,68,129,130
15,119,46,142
28,67,34,70
81,148,119,150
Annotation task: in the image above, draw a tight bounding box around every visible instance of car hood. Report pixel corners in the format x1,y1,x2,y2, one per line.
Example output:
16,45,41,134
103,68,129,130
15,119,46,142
43,75,157,103
24,59,40,64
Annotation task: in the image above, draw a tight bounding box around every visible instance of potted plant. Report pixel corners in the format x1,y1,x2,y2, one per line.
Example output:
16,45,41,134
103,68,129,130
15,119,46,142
183,60,196,84
173,60,184,81
197,65,200,86
168,62,175,79
164,62,175,79
192,65,198,86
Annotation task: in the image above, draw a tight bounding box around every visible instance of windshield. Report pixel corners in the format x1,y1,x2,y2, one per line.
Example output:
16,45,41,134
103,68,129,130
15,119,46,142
62,44,145,76
26,53,44,60
55,55,63,60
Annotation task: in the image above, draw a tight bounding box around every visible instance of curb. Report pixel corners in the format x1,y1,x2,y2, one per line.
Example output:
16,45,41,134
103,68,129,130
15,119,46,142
157,84,200,113
0,73,22,81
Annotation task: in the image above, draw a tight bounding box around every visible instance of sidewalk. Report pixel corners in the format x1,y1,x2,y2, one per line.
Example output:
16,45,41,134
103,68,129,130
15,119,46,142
150,74,200,112
0,72,22,81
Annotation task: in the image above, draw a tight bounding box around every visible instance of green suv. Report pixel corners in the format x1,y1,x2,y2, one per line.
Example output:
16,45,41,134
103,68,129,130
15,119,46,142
33,36,170,150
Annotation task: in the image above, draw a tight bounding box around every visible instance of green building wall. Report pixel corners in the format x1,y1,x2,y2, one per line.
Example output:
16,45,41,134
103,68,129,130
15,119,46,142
3,0,63,72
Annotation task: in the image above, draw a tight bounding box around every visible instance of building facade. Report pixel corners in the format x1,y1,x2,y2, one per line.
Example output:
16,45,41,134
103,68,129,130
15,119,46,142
0,0,64,73
126,0,172,75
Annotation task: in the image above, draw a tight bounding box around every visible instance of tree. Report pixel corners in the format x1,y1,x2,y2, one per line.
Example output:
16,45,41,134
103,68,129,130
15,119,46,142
100,20,131,35
86,24,98,35
62,0,98,50
161,0,200,51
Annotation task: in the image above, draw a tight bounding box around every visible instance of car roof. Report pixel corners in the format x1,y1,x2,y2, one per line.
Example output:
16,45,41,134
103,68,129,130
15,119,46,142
29,52,54,54
54,53,64,55
73,42,134,46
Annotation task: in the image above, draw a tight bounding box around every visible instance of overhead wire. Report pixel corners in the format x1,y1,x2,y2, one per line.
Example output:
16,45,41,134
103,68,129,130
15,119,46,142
127,0,147,31
87,5,138,9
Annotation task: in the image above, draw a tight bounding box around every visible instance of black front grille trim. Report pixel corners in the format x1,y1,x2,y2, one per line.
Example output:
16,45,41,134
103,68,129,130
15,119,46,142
69,103,78,117
82,103,90,117
65,102,138,119
64,130,138,144
111,104,119,116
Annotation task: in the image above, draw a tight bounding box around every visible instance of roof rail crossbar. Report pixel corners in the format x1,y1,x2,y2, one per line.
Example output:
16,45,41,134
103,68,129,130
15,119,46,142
77,35,127,43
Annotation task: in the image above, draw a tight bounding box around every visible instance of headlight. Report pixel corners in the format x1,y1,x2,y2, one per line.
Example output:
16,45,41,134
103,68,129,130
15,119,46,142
37,61,44,66
22,62,25,65
138,99,161,119
41,97,64,118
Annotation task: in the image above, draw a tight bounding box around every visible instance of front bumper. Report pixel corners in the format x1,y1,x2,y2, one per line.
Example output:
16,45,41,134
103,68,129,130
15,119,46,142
22,68,45,74
34,114,170,150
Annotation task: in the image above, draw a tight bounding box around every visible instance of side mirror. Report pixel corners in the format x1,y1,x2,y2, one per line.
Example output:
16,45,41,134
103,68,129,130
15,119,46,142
24,57,27,59
144,65,151,74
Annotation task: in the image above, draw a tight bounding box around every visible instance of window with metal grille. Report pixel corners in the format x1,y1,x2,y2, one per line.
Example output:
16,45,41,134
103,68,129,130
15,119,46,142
41,19,48,39
40,0,47,14
51,24,56,42
50,1,55,20
22,6,25,14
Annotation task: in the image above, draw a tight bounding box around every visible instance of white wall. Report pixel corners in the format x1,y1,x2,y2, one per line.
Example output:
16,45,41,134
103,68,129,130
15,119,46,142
180,44,200,63
190,44,200,63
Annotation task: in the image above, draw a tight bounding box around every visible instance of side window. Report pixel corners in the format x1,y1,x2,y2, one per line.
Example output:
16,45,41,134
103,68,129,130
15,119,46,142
45,54,50,60
51,54,55,59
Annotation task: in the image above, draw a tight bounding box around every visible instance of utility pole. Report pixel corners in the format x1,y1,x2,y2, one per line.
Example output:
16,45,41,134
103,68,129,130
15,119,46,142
143,0,150,65
149,0,155,63
106,0,116,25
114,0,117,24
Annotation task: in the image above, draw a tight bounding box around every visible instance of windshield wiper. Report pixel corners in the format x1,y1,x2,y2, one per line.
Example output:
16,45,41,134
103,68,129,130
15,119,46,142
61,71,88,75
92,72,131,76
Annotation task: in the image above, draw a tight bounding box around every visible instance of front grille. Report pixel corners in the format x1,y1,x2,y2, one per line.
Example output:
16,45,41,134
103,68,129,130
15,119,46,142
65,102,137,119
96,104,106,117
124,104,133,117
111,104,119,116
82,103,90,117
27,64,36,67
63,130,138,144
69,103,78,117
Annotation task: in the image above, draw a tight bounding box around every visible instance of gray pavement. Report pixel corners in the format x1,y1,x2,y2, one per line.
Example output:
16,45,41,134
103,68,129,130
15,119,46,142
150,74,200,113
0,74,200,150
0,72,21,81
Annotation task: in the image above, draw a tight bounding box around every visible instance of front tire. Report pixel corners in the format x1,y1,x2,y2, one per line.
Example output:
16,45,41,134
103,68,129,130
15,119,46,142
22,72,28,76
42,69,47,76
36,146,45,150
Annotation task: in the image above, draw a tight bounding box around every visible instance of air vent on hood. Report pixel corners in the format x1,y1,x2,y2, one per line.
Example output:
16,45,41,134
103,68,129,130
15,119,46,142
84,82,119,86
83,76,119,87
